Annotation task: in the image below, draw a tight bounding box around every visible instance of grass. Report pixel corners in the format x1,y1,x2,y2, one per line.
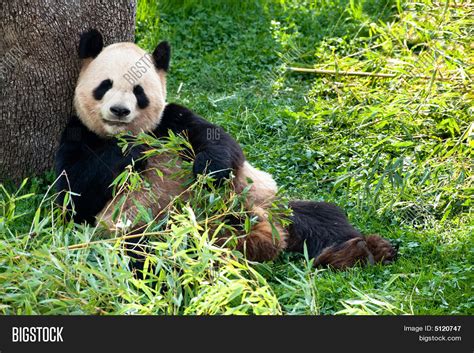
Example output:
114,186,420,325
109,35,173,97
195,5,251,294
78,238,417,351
1,0,472,315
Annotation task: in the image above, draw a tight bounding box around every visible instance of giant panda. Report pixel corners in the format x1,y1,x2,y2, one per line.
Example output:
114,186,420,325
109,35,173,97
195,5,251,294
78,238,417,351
55,29,398,271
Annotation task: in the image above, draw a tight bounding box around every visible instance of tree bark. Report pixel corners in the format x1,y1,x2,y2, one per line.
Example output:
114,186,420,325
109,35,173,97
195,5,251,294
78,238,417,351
0,0,136,182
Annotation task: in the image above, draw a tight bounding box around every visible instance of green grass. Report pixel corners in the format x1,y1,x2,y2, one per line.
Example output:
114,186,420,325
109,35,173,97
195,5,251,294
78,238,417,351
1,0,472,315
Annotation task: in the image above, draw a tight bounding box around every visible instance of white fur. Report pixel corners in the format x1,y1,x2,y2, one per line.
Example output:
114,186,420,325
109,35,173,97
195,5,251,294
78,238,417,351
234,161,278,207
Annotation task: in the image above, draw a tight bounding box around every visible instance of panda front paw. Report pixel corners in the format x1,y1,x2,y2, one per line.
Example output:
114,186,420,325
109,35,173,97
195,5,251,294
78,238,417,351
193,150,232,184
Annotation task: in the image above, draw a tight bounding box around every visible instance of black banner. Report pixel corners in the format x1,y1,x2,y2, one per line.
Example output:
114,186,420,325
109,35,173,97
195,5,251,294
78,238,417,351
0,316,472,352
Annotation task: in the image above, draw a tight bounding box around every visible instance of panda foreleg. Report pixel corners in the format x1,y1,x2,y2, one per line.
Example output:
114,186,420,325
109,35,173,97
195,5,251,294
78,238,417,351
156,103,246,184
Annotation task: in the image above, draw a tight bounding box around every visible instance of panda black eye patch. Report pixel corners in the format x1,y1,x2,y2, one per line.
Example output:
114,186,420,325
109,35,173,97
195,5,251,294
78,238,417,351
93,79,113,100
133,85,150,109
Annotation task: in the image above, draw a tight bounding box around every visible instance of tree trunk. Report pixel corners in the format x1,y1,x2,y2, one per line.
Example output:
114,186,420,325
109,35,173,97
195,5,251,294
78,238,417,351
0,0,136,182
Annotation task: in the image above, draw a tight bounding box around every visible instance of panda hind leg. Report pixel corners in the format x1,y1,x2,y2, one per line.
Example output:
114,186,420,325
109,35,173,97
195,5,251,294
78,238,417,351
286,201,398,269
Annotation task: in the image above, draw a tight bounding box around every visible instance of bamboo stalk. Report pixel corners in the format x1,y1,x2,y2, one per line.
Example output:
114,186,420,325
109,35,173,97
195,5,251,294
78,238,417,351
286,66,441,80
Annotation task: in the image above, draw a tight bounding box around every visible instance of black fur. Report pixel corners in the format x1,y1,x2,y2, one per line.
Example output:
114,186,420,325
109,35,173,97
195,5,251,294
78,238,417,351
55,104,245,223
152,41,171,72
93,79,113,100
55,116,145,223
133,85,150,109
78,29,103,59
154,103,245,182
286,201,363,259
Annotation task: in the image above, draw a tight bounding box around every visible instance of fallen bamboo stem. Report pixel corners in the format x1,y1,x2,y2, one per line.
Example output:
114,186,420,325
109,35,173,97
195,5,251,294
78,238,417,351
286,66,447,81
63,232,166,251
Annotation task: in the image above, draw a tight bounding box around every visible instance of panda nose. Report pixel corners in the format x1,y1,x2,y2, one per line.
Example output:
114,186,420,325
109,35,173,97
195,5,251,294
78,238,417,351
110,106,130,118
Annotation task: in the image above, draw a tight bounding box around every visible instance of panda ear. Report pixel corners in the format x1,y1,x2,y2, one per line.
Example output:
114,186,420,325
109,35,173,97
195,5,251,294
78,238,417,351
78,29,104,59
152,41,171,72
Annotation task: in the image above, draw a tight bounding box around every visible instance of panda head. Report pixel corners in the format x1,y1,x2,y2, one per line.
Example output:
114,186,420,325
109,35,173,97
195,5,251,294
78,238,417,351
74,29,170,136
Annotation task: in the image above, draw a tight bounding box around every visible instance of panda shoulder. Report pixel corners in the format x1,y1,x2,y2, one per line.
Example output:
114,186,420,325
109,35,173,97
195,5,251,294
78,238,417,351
160,103,206,126
162,103,194,120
